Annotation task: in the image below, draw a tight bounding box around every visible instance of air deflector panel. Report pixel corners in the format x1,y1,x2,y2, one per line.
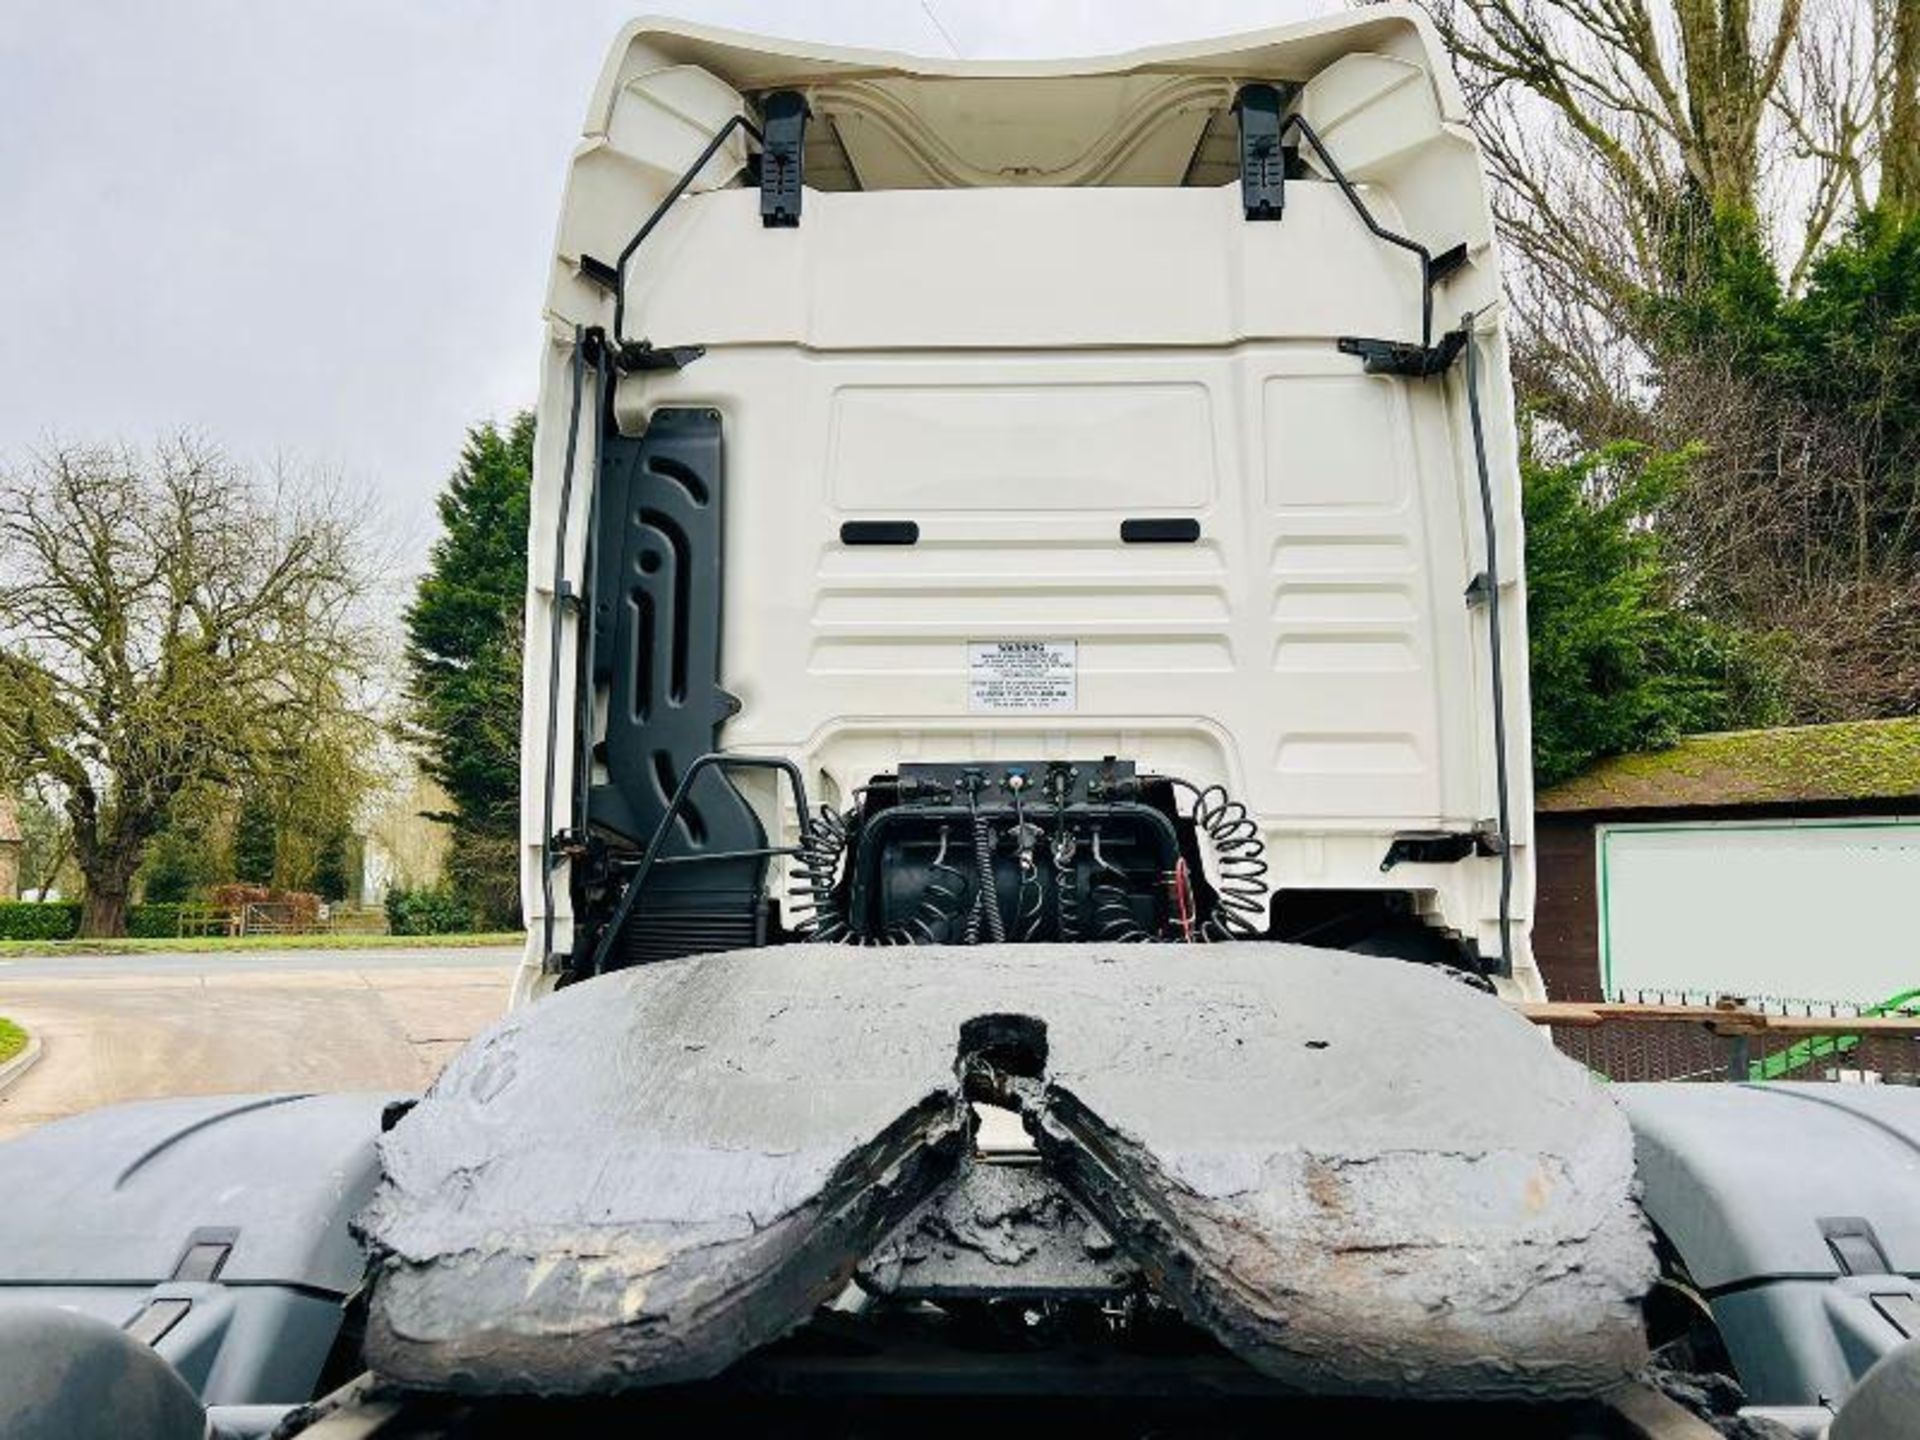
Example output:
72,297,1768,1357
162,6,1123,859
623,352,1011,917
589,408,764,918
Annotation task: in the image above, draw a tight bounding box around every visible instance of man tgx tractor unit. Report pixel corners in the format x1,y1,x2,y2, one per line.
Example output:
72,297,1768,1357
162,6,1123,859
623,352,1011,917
0,11,1915,1438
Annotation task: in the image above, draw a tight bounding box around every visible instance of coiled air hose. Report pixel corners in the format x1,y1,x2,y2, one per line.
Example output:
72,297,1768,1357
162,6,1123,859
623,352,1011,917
1188,783,1270,941
1052,833,1082,941
1140,778,1270,942
793,807,967,946
795,779,1269,947
1089,831,1152,943
790,805,852,943
962,792,1006,945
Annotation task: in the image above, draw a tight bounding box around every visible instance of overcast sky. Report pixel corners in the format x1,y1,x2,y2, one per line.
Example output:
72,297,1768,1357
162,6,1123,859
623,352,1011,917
1,1,1330,567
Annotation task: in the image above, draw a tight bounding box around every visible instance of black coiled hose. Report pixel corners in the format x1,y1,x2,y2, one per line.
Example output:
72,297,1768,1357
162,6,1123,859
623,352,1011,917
1053,844,1082,941
793,807,968,945
791,805,853,943
1188,783,1269,941
1011,790,1047,942
1090,878,1151,942
796,781,1266,946
962,796,1006,945
1089,831,1152,943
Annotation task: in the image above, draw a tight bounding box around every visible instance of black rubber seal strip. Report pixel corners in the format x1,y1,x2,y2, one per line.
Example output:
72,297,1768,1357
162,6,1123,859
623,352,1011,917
1121,518,1200,544
841,521,919,546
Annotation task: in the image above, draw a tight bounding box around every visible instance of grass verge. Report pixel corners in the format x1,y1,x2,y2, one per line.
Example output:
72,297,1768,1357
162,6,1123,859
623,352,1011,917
0,1018,26,1066
0,931,525,959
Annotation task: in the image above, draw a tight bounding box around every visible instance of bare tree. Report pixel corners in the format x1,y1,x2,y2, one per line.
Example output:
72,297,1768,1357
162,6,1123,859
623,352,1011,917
1409,0,1920,724
0,437,373,935
1415,0,1910,427
1429,0,1802,232
1880,0,1920,214
1646,349,1920,718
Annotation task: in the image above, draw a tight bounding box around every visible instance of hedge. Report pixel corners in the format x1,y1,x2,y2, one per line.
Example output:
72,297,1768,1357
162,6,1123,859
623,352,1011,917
385,884,477,936
128,903,185,938
0,902,82,941
0,901,187,940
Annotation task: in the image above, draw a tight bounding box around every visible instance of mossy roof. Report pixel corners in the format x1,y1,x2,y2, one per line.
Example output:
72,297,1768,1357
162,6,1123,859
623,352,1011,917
1538,718,1920,814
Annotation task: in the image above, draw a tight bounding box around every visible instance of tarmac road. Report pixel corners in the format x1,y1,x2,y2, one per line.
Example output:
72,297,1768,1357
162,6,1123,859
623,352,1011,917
0,945,519,1141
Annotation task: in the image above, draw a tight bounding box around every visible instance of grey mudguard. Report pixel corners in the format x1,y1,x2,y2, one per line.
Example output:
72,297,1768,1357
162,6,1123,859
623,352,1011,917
361,944,1655,1399
1616,1082,1920,1408
0,1091,399,1406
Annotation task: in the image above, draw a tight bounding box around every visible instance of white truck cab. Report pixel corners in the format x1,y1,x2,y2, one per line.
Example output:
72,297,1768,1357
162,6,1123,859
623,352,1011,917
517,8,1537,1001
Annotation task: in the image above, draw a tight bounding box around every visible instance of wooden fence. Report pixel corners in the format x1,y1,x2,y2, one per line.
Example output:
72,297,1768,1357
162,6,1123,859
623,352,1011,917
1519,994,1920,1083
173,902,390,938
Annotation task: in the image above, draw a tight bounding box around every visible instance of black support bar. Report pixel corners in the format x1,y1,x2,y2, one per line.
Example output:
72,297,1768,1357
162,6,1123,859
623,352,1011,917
1460,322,1515,975
1232,86,1471,368
610,112,764,346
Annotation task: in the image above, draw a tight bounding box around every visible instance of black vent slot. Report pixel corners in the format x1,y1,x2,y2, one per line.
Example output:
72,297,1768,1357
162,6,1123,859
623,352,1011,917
840,520,919,546
1121,518,1201,544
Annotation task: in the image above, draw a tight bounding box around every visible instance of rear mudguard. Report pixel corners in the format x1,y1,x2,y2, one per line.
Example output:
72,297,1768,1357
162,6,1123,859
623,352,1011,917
0,1091,397,1406
1617,1082,1920,1412
360,944,1654,1398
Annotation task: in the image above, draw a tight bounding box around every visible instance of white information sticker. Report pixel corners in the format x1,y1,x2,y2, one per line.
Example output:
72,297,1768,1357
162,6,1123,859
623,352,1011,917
968,640,1077,713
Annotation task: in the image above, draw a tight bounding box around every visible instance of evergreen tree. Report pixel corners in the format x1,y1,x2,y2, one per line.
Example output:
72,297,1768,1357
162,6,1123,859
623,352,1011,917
139,807,217,903
232,789,278,886
312,826,352,903
1524,440,1786,787
403,414,533,926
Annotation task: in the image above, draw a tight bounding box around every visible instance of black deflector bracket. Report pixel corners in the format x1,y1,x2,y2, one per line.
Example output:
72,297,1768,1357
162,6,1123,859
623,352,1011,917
588,409,766,940
759,91,809,228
